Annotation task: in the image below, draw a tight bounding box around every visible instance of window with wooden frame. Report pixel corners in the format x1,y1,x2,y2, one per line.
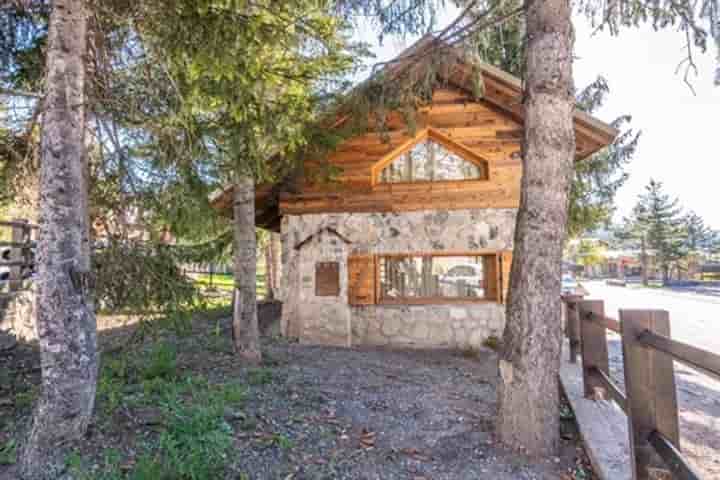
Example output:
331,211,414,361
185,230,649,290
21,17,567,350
370,128,489,186
347,251,513,306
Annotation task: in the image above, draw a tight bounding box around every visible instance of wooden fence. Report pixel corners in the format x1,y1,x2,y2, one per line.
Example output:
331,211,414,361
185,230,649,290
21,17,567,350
562,294,720,480
0,219,37,294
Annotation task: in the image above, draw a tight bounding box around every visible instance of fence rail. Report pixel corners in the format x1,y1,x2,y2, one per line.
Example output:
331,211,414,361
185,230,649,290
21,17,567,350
0,219,37,293
561,294,718,480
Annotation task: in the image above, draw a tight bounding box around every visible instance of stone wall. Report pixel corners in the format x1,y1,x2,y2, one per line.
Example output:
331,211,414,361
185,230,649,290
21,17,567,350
281,208,517,349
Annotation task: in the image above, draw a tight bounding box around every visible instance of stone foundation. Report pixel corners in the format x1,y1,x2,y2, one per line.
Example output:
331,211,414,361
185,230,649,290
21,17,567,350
352,303,505,349
281,208,517,349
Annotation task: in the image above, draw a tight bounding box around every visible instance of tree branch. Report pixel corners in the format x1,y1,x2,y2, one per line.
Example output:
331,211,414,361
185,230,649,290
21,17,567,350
0,88,42,99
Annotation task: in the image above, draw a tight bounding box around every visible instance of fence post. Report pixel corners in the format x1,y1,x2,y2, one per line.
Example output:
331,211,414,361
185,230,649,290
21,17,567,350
620,309,679,480
8,219,27,292
563,294,583,363
578,300,609,399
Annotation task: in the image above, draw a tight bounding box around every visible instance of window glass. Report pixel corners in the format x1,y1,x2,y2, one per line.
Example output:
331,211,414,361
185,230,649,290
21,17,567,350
378,255,487,301
378,139,482,183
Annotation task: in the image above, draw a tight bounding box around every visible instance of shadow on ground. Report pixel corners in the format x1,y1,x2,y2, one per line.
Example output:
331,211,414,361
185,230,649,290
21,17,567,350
1,310,592,480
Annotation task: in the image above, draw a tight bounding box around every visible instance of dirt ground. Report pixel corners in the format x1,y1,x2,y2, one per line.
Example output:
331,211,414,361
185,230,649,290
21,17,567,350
1,312,594,479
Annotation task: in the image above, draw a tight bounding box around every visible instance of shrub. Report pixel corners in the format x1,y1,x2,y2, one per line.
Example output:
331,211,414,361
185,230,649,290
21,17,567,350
141,342,178,380
247,367,274,386
93,241,199,315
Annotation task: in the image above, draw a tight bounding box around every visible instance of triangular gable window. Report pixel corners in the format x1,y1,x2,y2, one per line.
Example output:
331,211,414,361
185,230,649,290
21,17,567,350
378,137,486,184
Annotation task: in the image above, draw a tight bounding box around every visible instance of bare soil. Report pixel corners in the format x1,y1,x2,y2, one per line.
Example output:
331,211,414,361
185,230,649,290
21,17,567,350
1,311,594,479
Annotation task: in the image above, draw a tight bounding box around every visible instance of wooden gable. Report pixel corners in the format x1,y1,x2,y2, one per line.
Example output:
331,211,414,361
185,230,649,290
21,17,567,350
211,36,618,222
280,85,524,215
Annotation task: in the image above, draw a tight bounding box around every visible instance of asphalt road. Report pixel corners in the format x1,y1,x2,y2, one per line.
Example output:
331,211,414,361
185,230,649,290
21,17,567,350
580,280,720,477
582,280,720,354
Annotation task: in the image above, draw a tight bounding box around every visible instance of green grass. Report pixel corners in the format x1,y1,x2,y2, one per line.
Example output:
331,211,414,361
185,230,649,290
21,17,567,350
193,272,269,298
76,347,250,480
0,440,16,465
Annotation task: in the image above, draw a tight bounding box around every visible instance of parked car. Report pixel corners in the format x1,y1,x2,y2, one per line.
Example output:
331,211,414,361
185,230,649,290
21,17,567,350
0,247,10,282
440,263,484,297
561,273,581,296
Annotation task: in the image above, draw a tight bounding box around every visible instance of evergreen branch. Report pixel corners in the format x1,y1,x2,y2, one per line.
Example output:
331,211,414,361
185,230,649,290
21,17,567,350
0,88,42,99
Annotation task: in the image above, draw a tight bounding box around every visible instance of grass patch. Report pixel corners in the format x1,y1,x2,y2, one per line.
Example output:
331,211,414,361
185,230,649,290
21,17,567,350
14,387,37,411
247,367,274,386
74,362,249,479
141,343,178,381
193,273,268,297
0,439,16,465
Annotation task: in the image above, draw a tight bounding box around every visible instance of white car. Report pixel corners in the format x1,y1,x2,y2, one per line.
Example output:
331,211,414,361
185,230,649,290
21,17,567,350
0,248,10,283
440,263,484,297
561,273,580,296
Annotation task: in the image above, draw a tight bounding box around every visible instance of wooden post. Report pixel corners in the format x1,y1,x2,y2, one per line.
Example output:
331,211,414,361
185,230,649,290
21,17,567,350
563,295,583,363
578,300,609,398
620,309,679,480
8,219,27,292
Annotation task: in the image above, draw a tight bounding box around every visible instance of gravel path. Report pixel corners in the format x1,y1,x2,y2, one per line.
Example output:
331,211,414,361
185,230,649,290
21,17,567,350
212,341,589,480
2,313,592,479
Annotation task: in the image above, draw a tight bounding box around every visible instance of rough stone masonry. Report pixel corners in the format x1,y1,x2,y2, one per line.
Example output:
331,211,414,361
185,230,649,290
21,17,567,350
281,208,517,348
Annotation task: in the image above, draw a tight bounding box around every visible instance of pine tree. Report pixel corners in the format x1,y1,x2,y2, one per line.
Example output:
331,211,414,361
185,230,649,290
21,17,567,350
681,211,715,279
19,1,98,478
634,180,686,284
684,211,714,252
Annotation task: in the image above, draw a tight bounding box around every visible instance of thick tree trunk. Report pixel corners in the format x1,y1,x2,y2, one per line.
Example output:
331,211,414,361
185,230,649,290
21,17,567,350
232,175,261,363
19,1,98,478
641,236,649,286
496,0,575,457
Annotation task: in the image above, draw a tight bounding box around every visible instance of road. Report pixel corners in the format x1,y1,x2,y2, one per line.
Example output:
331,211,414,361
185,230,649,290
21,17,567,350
583,280,720,354
580,280,720,478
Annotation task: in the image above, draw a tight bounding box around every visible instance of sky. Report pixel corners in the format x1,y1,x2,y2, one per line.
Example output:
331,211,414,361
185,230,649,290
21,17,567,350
355,7,720,229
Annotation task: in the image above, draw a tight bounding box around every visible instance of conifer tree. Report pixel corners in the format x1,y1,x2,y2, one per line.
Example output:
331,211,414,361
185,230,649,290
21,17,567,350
634,179,686,284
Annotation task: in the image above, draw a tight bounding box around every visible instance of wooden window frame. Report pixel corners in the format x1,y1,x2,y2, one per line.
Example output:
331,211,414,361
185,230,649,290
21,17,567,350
374,251,502,305
370,128,490,187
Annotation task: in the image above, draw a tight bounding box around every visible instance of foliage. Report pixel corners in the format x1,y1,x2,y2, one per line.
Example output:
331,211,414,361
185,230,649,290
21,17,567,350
576,0,720,87
568,239,607,268
0,439,16,465
568,113,639,238
457,3,640,238
2,0,364,247
683,210,717,252
76,357,248,480
93,241,199,314
630,179,687,282
336,0,446,41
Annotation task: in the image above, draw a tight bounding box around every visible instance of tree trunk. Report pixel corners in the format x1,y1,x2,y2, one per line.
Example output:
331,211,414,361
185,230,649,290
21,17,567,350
496,0,575,457
264,234,275,300
232,175,261,363
271,232,281,297
641,236,649,286
19,1,98,478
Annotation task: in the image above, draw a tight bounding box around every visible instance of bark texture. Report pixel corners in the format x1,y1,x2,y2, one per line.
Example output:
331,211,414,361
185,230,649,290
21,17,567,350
496,0,575,457
264,235,275,300
265,232,281,299
233,176,262,363
19,1,99,478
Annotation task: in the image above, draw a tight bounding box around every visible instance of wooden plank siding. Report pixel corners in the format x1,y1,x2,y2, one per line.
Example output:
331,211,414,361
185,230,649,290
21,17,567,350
282,87,523,215
209,37,617,223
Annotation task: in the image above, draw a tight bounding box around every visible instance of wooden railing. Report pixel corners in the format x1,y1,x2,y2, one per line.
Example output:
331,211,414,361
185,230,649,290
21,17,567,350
0,219,37,293
562,294,720,480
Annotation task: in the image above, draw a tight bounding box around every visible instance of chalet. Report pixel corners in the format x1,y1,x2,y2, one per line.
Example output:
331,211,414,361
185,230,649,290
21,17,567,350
212,37,617,349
